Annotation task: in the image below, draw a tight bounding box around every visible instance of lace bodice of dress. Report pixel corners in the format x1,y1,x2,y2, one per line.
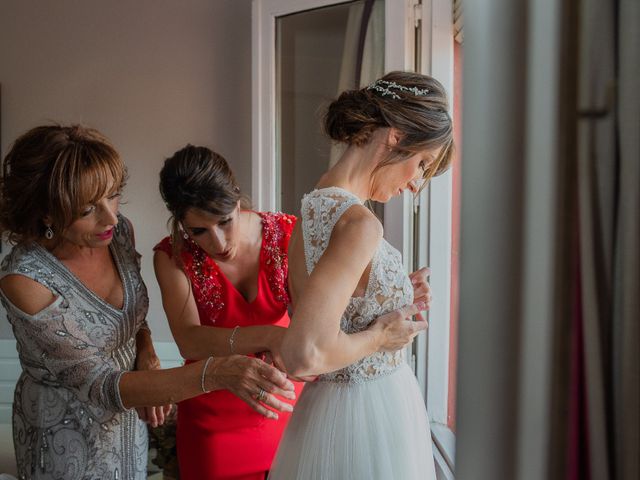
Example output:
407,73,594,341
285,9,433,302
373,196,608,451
300,187,414,384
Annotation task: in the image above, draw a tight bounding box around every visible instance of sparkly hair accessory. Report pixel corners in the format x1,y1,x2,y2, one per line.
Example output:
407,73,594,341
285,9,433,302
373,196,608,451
366,79,430,99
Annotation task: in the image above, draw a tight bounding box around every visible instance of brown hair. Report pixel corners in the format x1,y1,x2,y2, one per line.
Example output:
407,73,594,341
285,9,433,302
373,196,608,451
324,71,454,185
0,124,127,246
159,145,250,255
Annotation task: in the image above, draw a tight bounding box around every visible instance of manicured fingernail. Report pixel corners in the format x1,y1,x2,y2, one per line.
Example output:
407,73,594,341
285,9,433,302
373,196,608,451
284,391,296,400
284,404,294,412
269,412,279,419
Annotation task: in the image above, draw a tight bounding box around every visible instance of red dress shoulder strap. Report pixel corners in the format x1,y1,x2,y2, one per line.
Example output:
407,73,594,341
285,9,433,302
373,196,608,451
153,236,173,257
258,212,297,307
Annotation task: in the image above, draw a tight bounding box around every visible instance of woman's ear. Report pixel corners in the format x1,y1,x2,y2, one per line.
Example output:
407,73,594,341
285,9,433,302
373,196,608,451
387,128,403,147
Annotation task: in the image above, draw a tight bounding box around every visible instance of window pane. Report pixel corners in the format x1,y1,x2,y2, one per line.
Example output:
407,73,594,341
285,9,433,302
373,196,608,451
276,0,384,215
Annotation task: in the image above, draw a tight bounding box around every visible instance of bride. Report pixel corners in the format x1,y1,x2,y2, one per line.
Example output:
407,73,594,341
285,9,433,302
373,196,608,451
269,71,453,479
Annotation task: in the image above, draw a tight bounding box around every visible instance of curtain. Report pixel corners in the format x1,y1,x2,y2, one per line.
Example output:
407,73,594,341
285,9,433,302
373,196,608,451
612,0,639,478
575,0,640,478
453,0,637,478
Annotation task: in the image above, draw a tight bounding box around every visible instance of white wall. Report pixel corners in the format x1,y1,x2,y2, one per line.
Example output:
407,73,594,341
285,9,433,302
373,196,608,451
0,0,253,341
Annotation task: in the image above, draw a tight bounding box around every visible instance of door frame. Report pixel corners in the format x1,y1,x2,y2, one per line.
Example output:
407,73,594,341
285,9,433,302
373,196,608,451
252,0,457,475
251,0,455,420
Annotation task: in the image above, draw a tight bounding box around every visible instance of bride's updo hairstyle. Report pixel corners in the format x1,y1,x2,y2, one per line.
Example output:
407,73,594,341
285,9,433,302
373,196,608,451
159,145,250,257
324,71,453,185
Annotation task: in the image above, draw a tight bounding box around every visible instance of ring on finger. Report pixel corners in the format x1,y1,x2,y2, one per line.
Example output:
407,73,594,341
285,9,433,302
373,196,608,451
256,387,267,402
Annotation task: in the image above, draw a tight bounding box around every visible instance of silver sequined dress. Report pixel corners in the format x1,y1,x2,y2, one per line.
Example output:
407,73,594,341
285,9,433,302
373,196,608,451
0,215,149,480
269,187,436,479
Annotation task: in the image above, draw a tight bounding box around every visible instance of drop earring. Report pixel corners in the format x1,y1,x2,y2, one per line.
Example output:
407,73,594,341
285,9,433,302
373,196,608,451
45,226,54,240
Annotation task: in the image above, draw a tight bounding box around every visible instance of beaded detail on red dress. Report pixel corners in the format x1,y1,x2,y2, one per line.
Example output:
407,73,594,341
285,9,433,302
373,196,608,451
260,212,295,306
183,239,225,321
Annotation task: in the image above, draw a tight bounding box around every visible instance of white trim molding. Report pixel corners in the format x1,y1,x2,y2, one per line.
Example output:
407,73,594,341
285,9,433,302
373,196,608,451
0,340,20,424
420,0,455,426
414,2,457,478
432,422,456,479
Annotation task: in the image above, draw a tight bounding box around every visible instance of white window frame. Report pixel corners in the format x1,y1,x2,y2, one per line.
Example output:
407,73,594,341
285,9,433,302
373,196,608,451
416,1,456,473
252,0,352,212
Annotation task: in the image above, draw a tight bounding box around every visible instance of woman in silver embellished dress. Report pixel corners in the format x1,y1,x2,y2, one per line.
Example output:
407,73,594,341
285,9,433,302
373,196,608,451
269,72,454,479
0,125,297,480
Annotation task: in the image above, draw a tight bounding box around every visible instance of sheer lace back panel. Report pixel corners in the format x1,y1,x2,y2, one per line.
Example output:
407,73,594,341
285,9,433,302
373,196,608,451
300,187,414,383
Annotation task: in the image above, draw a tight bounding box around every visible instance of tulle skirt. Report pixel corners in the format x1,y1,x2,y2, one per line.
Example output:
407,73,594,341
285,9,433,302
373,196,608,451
269,364,436,480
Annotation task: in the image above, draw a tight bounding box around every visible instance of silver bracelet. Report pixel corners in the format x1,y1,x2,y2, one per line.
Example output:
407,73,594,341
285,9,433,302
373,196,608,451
201,356,214,393
229,326,240,354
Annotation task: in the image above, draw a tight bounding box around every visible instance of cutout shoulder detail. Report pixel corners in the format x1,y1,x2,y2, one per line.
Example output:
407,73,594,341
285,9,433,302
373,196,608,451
0,273,58,316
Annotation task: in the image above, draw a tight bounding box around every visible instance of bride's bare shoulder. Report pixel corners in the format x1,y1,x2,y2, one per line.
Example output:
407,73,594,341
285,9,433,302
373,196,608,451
333,204,383,244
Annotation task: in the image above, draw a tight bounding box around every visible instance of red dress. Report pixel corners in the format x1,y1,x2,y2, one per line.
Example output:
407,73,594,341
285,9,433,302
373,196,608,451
154,212,302,480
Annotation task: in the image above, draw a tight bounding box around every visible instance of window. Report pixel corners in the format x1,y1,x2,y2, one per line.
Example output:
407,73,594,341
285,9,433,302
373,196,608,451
411,2,459,477
253,0,459,477
275,0,385,215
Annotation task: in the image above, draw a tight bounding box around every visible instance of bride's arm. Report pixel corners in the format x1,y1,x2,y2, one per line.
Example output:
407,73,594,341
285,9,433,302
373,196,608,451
280,206,425,378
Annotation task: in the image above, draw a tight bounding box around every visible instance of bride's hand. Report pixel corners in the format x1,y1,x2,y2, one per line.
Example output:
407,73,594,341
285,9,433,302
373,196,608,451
206,355,296,419
370,303,428,352
409,267,432,311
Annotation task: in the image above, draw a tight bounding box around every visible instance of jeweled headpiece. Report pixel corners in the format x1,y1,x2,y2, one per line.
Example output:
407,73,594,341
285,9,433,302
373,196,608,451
366,79,430,100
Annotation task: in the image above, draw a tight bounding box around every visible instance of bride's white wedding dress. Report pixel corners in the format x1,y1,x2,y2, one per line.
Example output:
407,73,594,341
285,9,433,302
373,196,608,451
269,187,436,480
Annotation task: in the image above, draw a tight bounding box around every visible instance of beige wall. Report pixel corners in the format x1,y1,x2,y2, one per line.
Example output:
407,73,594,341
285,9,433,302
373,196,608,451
0,0,252,341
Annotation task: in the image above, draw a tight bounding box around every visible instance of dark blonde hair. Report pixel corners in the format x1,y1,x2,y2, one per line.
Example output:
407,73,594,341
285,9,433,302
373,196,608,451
159,145,250,256
324,71,454,184
0,124,127,246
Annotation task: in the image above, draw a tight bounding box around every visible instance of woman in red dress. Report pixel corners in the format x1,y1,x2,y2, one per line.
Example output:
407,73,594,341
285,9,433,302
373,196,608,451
153,145,303,480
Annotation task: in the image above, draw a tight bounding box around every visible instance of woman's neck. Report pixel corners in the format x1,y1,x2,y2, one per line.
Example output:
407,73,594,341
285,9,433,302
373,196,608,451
316,137,387,202
50,242,109,264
